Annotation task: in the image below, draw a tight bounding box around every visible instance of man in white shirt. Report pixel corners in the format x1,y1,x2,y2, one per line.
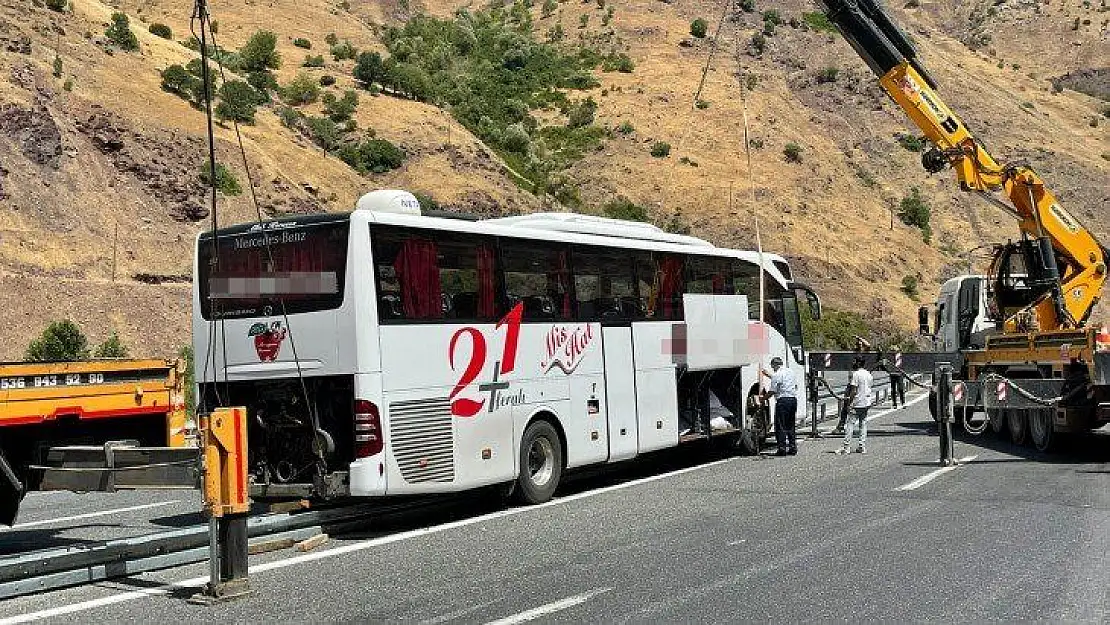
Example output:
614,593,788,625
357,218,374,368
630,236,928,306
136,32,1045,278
837,356,874,454
762,356,798,456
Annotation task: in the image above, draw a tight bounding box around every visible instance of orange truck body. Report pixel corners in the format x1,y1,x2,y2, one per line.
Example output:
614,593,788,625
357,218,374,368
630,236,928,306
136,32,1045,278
0,358,191,457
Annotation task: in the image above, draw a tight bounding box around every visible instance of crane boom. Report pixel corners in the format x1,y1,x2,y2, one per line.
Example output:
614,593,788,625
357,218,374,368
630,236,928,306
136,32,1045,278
816,0,1107,332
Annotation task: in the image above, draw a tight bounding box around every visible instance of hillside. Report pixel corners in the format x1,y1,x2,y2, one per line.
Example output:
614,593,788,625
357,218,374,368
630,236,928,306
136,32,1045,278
0,0,1106,359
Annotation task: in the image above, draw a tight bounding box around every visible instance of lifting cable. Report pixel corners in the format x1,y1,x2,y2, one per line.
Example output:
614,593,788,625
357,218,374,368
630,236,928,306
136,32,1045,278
191,0,328,476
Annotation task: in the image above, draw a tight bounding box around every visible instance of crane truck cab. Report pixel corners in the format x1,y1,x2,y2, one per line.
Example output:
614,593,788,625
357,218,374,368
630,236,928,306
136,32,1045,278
930,276,992,352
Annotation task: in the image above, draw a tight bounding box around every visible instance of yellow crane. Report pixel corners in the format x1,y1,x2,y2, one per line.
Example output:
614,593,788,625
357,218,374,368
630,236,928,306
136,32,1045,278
809,0,1110,451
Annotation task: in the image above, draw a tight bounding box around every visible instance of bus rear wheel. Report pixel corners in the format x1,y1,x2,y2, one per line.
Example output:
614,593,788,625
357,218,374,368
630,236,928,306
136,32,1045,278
515,420,563,505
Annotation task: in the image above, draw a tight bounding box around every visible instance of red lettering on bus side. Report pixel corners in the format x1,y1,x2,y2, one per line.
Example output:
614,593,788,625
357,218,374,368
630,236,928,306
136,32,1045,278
496,302,523,375
448,327,486,417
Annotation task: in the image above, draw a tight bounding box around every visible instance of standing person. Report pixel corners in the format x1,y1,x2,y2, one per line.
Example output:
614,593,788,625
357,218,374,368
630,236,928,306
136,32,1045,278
879,355,906,408
836,356,874,454
762,356,798,456
833,336,872,434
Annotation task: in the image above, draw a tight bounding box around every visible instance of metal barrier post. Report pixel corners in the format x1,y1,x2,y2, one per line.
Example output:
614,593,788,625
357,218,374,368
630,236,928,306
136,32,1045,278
807,370,822,439
190,407,252,605
936,364,955,466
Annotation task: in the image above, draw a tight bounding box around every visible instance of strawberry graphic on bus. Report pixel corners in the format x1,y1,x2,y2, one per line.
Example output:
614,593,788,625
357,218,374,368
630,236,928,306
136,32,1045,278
249,321,287,362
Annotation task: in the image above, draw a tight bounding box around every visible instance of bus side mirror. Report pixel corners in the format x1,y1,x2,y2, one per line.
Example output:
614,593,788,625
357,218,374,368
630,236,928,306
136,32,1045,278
806,291,821,320
918,306,930,335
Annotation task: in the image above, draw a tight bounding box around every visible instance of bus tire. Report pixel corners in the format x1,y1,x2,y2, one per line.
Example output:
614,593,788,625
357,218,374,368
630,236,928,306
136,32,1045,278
515,420,563,505
1028,408,1056,452
1006,408,1027,446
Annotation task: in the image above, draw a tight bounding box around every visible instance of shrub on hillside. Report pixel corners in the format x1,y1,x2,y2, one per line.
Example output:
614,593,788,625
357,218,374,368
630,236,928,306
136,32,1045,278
304,55,326,68
901,275,920,300
816,66,839,83
105,12,139,51
337,137,405,174
802,11,837,33
602,196,649,222
305,116,341,151
161,64,198,98
149,23,172,39
25,320,89,362
46,0,67,12
899,186,932,243
283,72,320,105
896,133,924,152
199,162,242,196
566,97,597,129
650,141,671,158
783,142,803,163
323,90,359,122
690,18,708,38
215,80,264,124
94,332,128,358
293,37,312,49
330,40,357,61
239,30,281,72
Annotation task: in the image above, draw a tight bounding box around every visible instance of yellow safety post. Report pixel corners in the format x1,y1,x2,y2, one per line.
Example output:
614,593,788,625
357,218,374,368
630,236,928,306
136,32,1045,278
190,406,252,604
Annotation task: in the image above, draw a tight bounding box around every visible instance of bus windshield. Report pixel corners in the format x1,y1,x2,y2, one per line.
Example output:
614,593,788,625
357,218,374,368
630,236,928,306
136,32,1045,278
198,218,350,320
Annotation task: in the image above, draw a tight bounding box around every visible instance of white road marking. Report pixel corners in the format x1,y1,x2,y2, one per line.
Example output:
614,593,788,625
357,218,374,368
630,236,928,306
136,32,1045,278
483,588,611,625
895,455,978,491
2,501,183,531
0,458,736,624
727,539,747,546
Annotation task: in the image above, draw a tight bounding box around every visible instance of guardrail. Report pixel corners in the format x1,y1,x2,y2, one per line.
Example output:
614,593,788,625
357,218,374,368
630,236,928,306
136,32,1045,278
0,499,445,600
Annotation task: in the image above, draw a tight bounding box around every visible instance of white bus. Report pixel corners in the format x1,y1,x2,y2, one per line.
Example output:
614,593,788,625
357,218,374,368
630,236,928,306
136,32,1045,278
192,190,821,504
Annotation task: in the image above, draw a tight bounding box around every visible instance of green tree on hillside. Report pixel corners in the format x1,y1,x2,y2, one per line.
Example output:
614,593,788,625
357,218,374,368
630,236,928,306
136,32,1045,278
26,320,90,362
94,332,128,358
239,30,282,72
353,51,384,88
216,80,264,123
105,13,139,51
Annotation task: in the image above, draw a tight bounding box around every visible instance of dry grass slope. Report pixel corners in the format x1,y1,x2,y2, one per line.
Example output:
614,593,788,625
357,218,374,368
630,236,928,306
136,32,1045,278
0,0,1105,358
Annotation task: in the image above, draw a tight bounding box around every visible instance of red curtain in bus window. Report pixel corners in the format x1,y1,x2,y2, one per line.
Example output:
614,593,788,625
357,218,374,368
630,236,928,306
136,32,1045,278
395,238,442,318
558,251,571,319
659,255,683,318
476,244,496,319
711,273,724,294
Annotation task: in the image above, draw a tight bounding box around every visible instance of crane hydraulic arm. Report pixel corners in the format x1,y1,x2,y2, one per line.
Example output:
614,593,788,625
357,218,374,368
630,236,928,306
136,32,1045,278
815,0,1108,333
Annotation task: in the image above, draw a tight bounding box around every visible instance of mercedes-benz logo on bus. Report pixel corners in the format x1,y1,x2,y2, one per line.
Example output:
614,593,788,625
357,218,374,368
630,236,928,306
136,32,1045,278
262,305,273,316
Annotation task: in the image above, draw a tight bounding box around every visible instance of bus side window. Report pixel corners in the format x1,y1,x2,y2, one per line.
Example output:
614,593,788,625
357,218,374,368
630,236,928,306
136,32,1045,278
572,246,639,322
372,228,443,320
500,240,572,322
652,253,685,320
631,251,656,319
437,234,500,322
688,256,732,295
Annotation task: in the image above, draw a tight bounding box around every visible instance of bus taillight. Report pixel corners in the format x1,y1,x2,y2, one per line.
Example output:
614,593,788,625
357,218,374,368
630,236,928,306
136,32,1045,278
354,399,383,458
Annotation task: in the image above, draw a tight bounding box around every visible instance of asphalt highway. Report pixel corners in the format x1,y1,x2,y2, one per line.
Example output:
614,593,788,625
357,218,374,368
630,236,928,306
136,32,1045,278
0,383,1106,624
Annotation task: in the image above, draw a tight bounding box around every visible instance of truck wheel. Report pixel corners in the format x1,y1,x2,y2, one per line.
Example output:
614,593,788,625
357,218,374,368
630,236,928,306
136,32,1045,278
988,408,1005,435
1006,408,1027,445
1028,408,1056,452
514,420,563,505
